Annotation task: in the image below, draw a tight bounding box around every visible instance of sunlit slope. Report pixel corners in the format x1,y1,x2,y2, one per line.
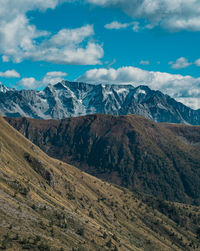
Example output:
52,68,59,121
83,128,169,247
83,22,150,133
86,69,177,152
0,117,199,250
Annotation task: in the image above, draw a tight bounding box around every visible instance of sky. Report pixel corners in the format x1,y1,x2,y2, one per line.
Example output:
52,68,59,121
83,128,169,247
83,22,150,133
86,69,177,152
0,0,200,109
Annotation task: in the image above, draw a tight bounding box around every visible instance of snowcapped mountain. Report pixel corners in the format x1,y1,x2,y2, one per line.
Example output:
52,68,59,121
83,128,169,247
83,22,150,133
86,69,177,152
0,80,200,124
0,83,10,93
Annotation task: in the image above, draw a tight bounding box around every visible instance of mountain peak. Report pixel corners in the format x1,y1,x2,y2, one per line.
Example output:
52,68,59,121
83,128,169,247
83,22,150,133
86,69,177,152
135,84,150,90
0,81,199,124
54,81,67,90
0,83,10,93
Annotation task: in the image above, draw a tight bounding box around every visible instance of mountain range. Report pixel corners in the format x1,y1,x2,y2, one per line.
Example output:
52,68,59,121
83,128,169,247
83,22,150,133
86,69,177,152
1,81,200,250
2,117,200,250
1,81,200,125
6,114,200,205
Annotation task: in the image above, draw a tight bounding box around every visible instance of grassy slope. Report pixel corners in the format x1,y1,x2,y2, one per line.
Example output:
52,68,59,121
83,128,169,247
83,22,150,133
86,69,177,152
0,117,200,251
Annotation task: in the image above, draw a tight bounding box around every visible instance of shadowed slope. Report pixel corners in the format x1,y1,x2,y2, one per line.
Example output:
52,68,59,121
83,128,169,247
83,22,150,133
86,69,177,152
6,114,200,205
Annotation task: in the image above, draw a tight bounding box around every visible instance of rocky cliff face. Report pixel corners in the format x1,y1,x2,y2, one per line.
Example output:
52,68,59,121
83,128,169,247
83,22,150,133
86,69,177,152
1,81,200,124
6,114,200,205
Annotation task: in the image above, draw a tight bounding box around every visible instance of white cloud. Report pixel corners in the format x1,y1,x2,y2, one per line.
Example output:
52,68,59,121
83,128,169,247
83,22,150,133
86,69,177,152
169,57,192,69
18,77,38,88
140,60,150,65
46,71,68,77
132,22,139,32
42,71,68,85
0,70,20,78
28,38,103,65
104,21,140,31
2,55,9,62
18,71,68,88
194,59,200,67
87,0,200,31
48,25,94,46
76,66,200,109
0,0,72,16
105,21,131,29
0,0,103,65
106,58,117,68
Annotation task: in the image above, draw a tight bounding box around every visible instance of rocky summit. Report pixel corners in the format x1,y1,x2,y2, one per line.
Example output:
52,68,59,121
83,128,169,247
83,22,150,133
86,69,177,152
0,81,200,124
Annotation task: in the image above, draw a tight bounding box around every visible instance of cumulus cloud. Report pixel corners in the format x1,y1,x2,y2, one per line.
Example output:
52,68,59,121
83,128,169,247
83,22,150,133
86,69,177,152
28,39,103,65
105,21,132,29
42,71,68,85
0,0,103,65
169,57,200,68
18,77,38,88
24,25,103,65
18,71,68,88
105,21,139,31
48,25,94,46
140,60,150,65
169,57,192,69
0,70,20,78
132,22,139,32
194,59,200,67
46,71,67,77
87,0,200,31
76,66,200,109
2,55,9,62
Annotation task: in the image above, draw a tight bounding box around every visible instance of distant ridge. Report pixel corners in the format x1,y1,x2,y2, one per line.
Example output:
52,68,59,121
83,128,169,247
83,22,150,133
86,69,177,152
1,81,200,124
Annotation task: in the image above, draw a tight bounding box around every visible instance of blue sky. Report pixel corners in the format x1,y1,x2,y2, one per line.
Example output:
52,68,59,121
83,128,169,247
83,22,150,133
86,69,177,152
0,0,200,109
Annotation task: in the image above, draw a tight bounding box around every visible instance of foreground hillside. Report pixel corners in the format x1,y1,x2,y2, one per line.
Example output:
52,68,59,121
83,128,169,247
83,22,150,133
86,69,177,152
1,81,200,124
6,114,200,205
0,118,200,250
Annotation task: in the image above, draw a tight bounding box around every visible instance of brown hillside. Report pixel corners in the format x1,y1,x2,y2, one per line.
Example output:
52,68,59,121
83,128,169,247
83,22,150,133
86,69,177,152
5,114,200,205
1,117,200,250
161,123,200,146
